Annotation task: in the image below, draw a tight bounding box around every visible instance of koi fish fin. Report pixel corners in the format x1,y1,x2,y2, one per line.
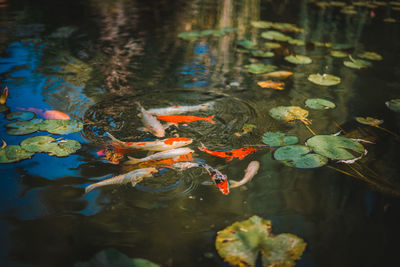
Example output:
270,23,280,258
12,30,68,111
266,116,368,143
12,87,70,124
201,181,214,186
1,138,7,149
147,151,155,156
85,183,98,193
125,156,141,165
229,180,240,188
205,115,215,124
106,132,123,145
198,142,206,152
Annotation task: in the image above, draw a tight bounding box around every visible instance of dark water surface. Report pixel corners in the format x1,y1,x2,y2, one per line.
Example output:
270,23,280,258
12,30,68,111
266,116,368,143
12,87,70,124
1,0,400,266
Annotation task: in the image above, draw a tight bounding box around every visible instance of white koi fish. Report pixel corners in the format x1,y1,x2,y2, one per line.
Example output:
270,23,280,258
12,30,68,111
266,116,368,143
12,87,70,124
85,167,158,193
106,132,193,151
125,147,194,165
147,101,215,116
229,161,260,188
136,102,165,137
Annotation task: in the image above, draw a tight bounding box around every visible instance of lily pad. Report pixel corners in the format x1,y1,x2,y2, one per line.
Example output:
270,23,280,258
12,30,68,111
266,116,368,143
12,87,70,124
262,131,298,147
251,50,274,58
5,121,40,135
74,248,160,267
47,139,81,157
0,145,34,163
358,51,382,61
251,21,273,28
20,136,57,153
272,22,304,33
178,31,201,40
305,98,336,110
6,111,35,121
343,57,372,69
288,39,305,46
330,50,348,58
261,31,292,42
274,145,328,169
284,55,312,64
263,42,281,49
386,99,400,112
215,215,306,267
355,116,384,126
308,73,341,86
244,63,277,74
237,39,256,50
269,106,310,124
39,119,83,135
306,135,365,160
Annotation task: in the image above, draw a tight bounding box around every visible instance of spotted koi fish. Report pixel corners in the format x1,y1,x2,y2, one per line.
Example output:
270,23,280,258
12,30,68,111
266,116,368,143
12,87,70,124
198,142,257,161
106,132,192,151
147,101,215,116
156,115,215,124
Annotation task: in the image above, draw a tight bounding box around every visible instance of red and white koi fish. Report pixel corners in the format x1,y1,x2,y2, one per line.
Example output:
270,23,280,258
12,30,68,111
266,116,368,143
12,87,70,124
136,102,165,137
229,161,260,188
156,115,215,124
0,87,9,105
85,167,158,193
147,101,215,116
198,142,258,161
18,107,71,120
106,132,192,151
125,147,194,165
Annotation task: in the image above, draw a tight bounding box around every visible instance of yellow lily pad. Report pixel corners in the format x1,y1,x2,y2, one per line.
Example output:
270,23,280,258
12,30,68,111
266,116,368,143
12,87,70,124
355,116,384,126
269,106,311,124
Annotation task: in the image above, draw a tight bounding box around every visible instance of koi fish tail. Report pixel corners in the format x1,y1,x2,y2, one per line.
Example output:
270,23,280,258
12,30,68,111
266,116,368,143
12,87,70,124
106,132,124,146
125,156,142,165
198,142,207,152
205,115,215,124
85,184,98,193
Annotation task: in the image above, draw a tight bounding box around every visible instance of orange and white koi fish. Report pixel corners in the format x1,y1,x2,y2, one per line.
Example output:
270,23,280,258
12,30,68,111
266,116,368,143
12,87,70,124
148,101,215,116
125,147,194,165
19,107,71,120
263,71,293,79
136,102,165,137
138,154,193,168
229,161,260,188
0,87,9,105
85,167,158,193
198,142,258,161
156,115,215,124
106,132,192,151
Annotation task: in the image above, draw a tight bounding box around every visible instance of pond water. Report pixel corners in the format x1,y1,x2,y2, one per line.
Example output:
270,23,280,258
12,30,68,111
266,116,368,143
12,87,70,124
1,0,400,266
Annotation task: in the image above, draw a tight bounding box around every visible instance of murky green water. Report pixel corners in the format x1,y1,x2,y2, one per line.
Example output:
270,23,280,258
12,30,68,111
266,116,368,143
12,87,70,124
1,0,400,266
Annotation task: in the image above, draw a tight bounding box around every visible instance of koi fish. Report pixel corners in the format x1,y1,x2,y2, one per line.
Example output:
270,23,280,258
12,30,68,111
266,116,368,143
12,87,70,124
147,101,215,115
19,107,71,120
0,87,9,105
198,142,258,161
156,115,215,124
230,161,260,188
257,80,285,90
138,154,193,168
136,102,165,137
97,148,125,164
125,147,194,165
263,71,293,79
85,167,158,193
106,132,192,151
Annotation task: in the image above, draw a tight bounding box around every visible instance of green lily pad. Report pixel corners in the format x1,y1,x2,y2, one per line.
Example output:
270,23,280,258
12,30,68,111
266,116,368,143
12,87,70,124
0,105,8,113
330,50,348,58
331,43,352,50
358,51,382,61
5,121,40,135
20,136,57,153
261,31,292,42
244,63,277,74
251,20,274,28
272,22,304,33
178,31,201,40
355,116,384,126
274,145,328,169
262,131,298,147
0,145,34,163
307,73,341,86
215,215,306,267
305,98,336,110
47,139,81,157
74,248,160,267
263,42,281,49
6,111,35,121
269,106,310,124
343,57,372,69
237,39,256,50
284,55,312,64
39,119,83,135
251,50,274,58
288,39,305,46
386,99,400,112
306,135,365,160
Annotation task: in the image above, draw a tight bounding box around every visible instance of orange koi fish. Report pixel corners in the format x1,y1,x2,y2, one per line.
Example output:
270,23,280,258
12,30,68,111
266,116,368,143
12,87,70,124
0,87,9,105
257,80,285,90
198,142,257,161
19,107,71,120
106,132,193,151
263,71,293,79
125,147,194,165
156,115,215,124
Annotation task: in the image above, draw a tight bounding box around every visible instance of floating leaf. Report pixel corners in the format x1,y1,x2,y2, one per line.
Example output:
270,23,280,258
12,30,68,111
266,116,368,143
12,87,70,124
274,145,328,169
355,116,384,126
237,39,256,50
330,50,348,58
263,71,293,79
358,51,382,61
39,119,83,135
262,131,298,147
215,215,306,267
288,39,305,46
384,17,396,23
251,50,274,58
261,31,292,42
177,31,201,40
269,106,311,124
74,248,160,267
306,135,365,160
0,145,34,163
47,139,81,157
284,55,312,64
307,73,341,86
20,136,57,153
250,21,273,28
6,111,35,121
5,121,40,135
343,56,372,69
386,99,400,112
257,80,284,90
305,98,336,110
272,22,304,33
263,42,281,49
244,63,277,74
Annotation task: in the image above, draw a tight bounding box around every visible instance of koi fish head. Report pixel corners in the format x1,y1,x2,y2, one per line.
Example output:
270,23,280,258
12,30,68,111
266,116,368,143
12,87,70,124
211,172,230,195
163,137,193,147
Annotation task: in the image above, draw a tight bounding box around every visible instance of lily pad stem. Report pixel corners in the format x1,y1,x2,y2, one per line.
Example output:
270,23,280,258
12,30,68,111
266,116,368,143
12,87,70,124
374,125,399,137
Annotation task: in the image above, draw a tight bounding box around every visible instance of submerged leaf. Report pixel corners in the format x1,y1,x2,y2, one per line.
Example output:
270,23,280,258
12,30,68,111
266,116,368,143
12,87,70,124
306,135,365,160
39,119,83,135
308,73,341,86
284,55,312,64
355,116,384,126
6,111,35,121
274,145,328,169
262,131,298,147
5,121,40,135
386,99,400,112
244,63,277,74
257,80,284,90
305,98,336,110
215,215,306,267
269,106,311,124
